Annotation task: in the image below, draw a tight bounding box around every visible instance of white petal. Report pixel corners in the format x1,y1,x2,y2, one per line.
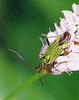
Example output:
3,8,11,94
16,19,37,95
53,61,79,74
72,4,79,24
39,44,49,58
60,18,67,32
69,42,79,53
47,31,57,44
73,13,79,25
62,10,73,21
54,23,63,35
51,68,62,75
56,55,68,63
54,60,79,72
52,52,79,74
39,3,79,75
62,10,77,33
72,3,78,15
78,25,79,33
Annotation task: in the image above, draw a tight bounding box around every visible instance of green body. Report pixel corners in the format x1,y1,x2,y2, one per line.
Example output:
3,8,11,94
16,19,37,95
41,36,68,65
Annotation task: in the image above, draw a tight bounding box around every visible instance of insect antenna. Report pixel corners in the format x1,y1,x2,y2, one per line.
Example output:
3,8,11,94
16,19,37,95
8,48,45,86
8,48,34,70
8,48,25,62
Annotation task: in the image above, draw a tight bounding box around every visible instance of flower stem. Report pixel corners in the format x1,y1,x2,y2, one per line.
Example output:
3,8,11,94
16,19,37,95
4,73,44,100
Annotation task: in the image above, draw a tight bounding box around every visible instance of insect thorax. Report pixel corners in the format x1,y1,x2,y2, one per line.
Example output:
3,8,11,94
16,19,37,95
41,55,50,65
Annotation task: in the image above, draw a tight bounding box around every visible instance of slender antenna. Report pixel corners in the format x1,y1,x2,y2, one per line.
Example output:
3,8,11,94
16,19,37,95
8,48,35,71
8,48,25,61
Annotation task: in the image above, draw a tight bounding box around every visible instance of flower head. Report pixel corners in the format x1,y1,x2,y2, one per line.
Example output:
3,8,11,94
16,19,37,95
39,3,79,75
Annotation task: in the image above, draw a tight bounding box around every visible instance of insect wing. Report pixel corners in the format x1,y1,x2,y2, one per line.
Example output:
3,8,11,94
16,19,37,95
44,36,60,56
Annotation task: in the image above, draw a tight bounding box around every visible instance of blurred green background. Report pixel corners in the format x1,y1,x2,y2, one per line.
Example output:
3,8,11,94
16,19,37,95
0,0,79,100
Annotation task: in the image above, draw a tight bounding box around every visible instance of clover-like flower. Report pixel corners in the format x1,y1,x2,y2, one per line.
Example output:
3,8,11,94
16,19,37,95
39,3,79,75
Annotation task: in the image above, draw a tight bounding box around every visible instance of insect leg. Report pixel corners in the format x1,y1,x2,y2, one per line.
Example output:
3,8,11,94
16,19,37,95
39,76,44,87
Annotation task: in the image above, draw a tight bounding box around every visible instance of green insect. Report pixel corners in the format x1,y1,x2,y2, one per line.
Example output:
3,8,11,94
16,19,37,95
36,32,71,74
8,32,71,75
